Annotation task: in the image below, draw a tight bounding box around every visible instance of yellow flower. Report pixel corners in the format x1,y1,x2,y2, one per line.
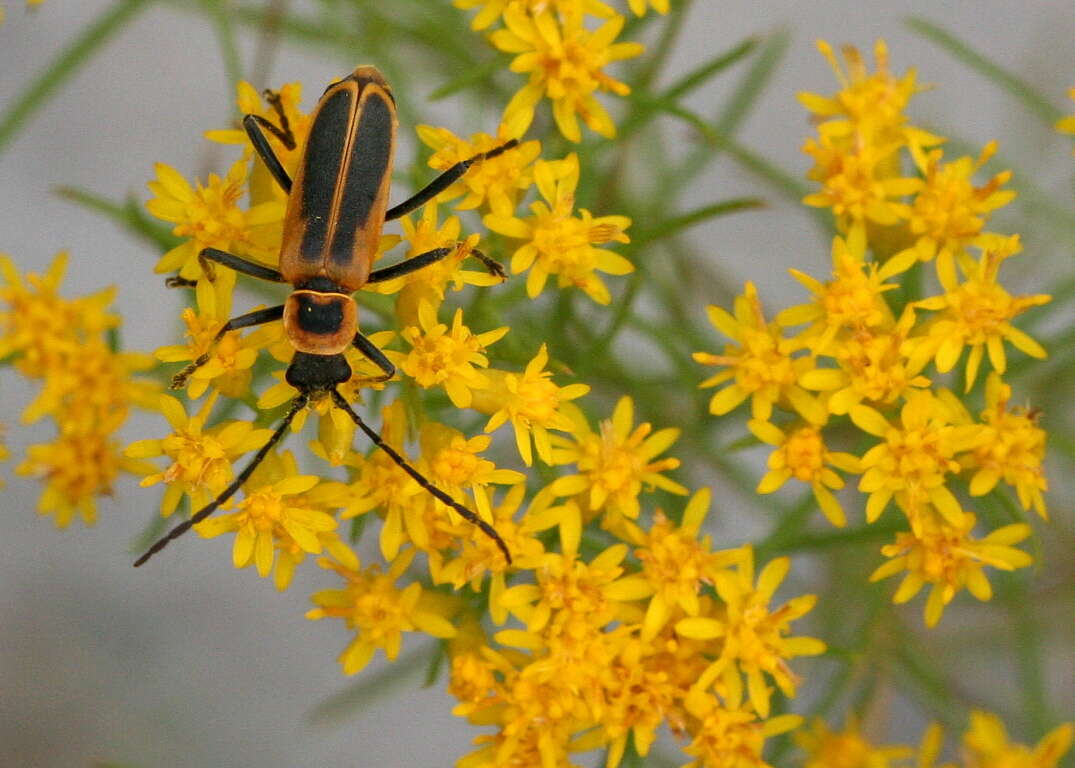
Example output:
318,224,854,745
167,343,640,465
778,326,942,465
622,488,746,641
795,717,914,768
416,124,541,215
365,202,500,323
155,272,267,399
869,513,1032,627
124,393,273,517
194,450,354,590
963,373,1047,517
627,0,669,16
205,80,310,202
682,686,803,768
886,142,1016,285
548,396,687,528
392,302,509,408
307,548,459,675
750,420,861,527
777,227,902,352
491,8,644,141
905,239,1049,391
418,421,526,524
961,710,1073,768
0,251,118,379
1055,87,1075,152
484,154,632,304
853,391,987,527
470,343,590,466
18,425,151,529
145,159,283,281
695,281,826,424
455,0,616,29
684,547,825,719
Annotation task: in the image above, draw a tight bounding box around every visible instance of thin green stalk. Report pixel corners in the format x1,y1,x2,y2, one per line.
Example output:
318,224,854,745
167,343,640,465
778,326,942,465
200,0,244,98
907,17,1063,125
307,645,431,725
0,0,153,154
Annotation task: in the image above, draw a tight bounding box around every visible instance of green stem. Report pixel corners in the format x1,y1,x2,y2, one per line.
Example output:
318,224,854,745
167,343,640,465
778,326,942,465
0,0,153,154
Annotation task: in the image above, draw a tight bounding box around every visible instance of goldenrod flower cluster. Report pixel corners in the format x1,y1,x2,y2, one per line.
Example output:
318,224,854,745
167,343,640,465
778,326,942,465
0,252,157,526
797,710,1072,768
131,51,826,761
457,0,646,142
695,41,1053,628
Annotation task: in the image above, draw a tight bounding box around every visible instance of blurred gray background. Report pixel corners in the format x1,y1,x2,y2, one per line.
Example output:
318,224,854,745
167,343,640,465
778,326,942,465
1,2,1073,767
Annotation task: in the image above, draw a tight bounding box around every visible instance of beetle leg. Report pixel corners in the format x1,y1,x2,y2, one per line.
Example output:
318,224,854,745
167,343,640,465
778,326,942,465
384,138,519,221
170,304,285,389
365,246,453,283
263,89,297,149
244,114,294,194
350,332,396,384
200,247,287,283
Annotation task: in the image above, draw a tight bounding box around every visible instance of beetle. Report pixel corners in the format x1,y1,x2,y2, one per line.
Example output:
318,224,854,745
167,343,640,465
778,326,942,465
134,66,516,567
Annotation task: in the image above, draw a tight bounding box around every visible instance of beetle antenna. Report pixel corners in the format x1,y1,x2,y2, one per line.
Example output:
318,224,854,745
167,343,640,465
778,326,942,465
134,394,310,567
330,389,512,564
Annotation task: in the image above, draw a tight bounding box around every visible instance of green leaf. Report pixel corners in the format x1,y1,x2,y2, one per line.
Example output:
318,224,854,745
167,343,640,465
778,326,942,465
428,58,503,102
55,186,181,252
307,646,431,726
907,17,1063,125
664,38,759,103
632,197,765,246
0,0,152,155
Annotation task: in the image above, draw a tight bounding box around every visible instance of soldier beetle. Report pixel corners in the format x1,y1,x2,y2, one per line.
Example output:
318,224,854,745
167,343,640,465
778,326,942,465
135,66,516,567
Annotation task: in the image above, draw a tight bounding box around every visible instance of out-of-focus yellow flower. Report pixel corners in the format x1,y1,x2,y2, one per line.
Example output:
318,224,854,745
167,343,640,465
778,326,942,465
416,124,540,216
750,420,861,527
124,393,273,518
470,343,590,466
484,154,632,304
491,8,643,141
194,450,355,590
454,0,616,30
391,302,509,408
904,239,1049,392
682,685,803,768
685,547,825,718
870,513,1032,627
627,0,669,16
961,710,1073,768
548,396,687,529
308,548,459,675
155,272,266,399
962,373,1047,517
146,159,283,281
0,252,117,378
796,717,914,768
1055,87,1075,151
695,281,826,424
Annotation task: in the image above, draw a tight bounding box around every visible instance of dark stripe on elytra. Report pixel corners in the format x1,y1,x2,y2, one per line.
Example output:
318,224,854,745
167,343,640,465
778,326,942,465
299,87,353,263
295,294,345,335
330,92,393,265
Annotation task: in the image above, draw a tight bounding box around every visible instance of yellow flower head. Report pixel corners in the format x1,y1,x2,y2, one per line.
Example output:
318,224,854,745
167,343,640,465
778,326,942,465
796,717,914,768
0,252,118,379
416,123,541,216
485,154,633,304
870,513,1032,627
146,159,283,281
682,686,803,768
548,396,687,528
394,302,509,408
961,710,1073,768
750,420,862,527
491,8,644,141
155,272,266,399
1054,87,1075,152
125,393,273,517
963,373,1047,517
905,240,1050,391
194,450,354,590
695,281,826,424
685,548,825,719
853,391,988,527
471,343,590,466
307,548,459,675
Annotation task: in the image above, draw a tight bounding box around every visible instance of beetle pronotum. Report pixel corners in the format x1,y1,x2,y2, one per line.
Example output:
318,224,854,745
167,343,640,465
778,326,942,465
135,66,517,567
